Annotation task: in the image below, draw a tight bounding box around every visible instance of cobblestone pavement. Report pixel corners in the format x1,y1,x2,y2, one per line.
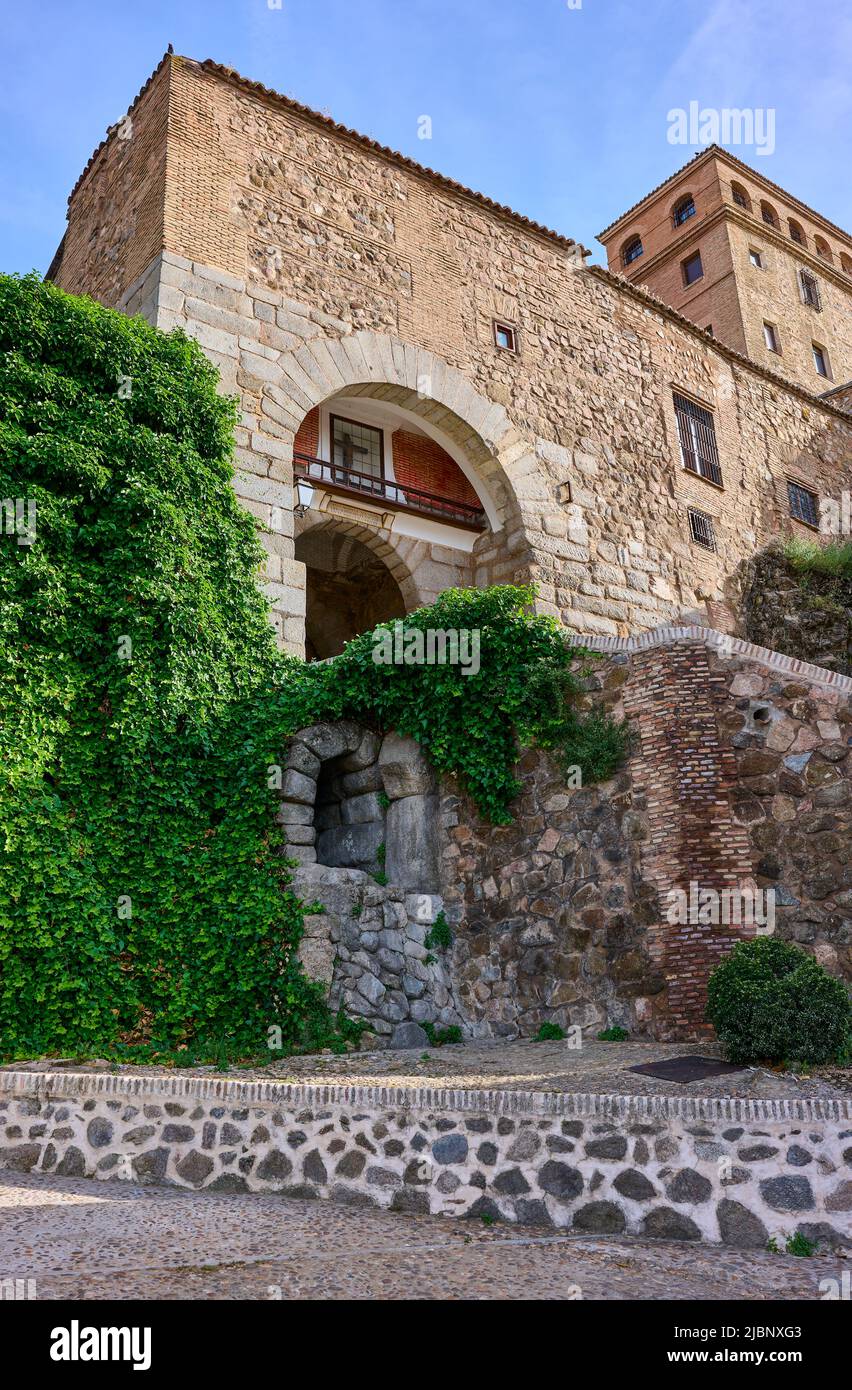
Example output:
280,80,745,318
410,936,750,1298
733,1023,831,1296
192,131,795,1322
6,1039,848,1102
1,1172,844,1301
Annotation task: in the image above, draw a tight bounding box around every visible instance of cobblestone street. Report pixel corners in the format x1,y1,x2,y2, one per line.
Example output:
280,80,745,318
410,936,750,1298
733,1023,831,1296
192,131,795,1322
2,1172,843,1301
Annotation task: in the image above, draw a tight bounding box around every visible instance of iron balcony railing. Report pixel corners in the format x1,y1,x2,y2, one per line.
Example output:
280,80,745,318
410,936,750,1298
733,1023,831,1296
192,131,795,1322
293,452,487,531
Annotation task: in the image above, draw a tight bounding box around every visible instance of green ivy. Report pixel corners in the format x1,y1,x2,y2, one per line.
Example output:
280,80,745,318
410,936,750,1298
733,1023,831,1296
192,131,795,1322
0,272,629,1061
0,273,331,1060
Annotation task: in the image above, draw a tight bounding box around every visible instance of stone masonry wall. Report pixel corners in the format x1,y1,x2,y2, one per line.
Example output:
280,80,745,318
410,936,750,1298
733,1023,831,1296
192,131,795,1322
274,632,850,1046
438,630,852,1043
1,1073,849,1249
50,55,852,661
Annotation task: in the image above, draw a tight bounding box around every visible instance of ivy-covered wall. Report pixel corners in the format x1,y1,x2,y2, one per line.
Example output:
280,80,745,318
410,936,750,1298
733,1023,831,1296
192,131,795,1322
0,275,625,1064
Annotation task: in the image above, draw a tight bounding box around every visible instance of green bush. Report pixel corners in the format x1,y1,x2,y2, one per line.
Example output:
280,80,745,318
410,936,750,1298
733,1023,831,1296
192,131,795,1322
0,272,337,1061
424,910,453,952
783,537,852,580
422,1022,462,1047
597,1025,629,1042
534,1021,565,1041
706,937,852,1066
0,272,630,1061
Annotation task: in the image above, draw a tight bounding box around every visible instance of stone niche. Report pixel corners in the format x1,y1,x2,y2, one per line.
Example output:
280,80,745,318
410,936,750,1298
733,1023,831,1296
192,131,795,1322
277,721,439,890
277,722,462,1042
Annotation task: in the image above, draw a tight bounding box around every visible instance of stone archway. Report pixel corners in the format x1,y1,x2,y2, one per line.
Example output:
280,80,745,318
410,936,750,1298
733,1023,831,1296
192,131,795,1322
252,332,546,654
277,719,465,1042
278,721,439,893
295,524,409,659
263,334,545,543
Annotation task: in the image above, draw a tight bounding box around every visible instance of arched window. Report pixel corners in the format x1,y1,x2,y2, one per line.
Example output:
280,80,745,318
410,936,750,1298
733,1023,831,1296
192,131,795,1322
730,182,751,211
840,253,852,277
673,194,696,227
760,201,778,227
622,235,644,267
814,235,833,263
788,219,806,247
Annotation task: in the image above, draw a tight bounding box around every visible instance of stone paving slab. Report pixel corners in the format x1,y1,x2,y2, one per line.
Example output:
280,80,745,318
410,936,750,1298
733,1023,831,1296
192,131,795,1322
7,1040,846,1102
1,1173,844,1301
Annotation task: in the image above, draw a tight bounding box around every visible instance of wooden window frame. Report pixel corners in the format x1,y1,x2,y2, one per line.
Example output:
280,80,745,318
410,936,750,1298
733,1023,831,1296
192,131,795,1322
786,479,820,530
493,320,518,354
682,251,704,287
812,343,831,380
329,412,386,482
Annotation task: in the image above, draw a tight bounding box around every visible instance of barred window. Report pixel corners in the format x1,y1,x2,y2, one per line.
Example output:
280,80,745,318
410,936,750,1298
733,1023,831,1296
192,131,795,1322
674,393,723,486
673,195,696,227
688,509,716,551
799,269,821,309
787,480,819,528
623,236,644,266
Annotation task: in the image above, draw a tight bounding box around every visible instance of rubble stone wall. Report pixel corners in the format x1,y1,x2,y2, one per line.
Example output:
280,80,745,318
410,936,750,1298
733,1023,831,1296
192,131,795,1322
438,631,852,1043
279,632,851,1046
1,1073,848,1249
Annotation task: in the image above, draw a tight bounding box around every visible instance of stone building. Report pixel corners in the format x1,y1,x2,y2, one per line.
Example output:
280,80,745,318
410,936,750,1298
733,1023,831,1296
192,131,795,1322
598,146,852,395
48,53,852,661
41,54,852,1040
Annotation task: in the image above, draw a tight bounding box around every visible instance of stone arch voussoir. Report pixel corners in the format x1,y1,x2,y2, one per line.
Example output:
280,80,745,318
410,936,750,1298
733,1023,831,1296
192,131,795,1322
265,331,541,543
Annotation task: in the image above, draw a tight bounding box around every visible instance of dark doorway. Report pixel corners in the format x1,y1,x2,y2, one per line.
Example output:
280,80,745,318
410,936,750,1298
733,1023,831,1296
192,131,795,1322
295,527,406,660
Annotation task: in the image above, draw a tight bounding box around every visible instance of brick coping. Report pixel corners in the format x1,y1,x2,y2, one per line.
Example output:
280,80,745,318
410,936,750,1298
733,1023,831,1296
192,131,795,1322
579,625,852,692
1,1070,848,1125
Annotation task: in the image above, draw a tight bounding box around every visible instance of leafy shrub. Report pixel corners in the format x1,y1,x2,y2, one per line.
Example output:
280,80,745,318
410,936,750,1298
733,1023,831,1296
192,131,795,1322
424,910,453,952
534,1021,566,1041
597,1026,629,1042
277,582,631,825
706,937,852,1066
783,537,852,580
422,1022,462,1046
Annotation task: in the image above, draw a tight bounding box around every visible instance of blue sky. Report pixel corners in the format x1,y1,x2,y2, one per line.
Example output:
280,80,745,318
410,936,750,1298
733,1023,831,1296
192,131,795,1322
1,0,850,275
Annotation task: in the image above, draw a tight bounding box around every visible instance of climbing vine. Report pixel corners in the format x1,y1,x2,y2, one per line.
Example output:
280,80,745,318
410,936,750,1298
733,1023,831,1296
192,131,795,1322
0,273,628,1062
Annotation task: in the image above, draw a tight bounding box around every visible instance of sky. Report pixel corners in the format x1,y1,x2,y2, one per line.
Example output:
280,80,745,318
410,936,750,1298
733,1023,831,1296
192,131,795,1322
0,0,850,276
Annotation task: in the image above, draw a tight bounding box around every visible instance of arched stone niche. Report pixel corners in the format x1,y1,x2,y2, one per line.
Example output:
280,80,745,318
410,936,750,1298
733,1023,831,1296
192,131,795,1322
277,721,466,1044
277,721,439,892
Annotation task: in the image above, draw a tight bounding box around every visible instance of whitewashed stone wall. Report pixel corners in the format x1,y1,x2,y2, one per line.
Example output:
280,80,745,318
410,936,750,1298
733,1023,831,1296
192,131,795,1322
1,1074,849,1249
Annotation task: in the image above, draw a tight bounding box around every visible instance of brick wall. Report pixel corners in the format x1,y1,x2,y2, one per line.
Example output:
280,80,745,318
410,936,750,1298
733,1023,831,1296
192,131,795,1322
294,407,319,458
620,644,753,1038
600,150,852,392
391,431,480,507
